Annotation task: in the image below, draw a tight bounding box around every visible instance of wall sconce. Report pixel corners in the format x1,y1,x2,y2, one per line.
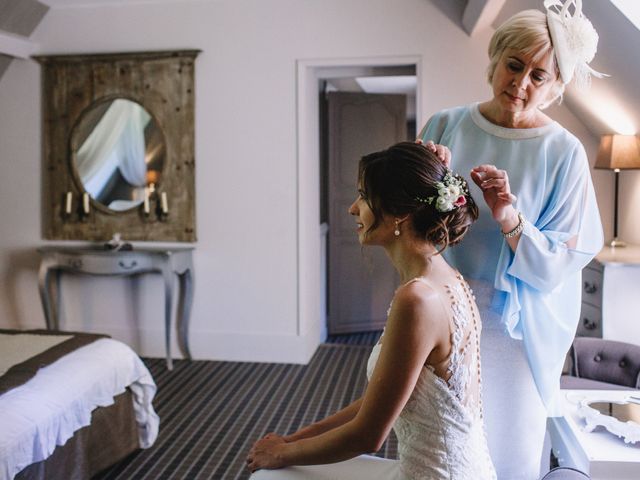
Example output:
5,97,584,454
77,191,91,221
595,134,640,247
141,170,169,219
159,191,169,218
63,191,73,217
146,170,159,194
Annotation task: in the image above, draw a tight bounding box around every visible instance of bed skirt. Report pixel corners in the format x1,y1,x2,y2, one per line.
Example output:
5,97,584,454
15,390,139,480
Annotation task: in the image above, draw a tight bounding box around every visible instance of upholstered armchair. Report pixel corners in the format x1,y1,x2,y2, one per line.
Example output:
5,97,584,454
561,337,640,390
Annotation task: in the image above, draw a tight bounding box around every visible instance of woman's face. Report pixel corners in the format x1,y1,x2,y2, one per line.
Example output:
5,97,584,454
491,48,557,115
348,186,395,245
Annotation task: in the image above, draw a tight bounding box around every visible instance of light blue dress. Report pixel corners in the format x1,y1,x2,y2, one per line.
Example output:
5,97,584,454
419,103,603,479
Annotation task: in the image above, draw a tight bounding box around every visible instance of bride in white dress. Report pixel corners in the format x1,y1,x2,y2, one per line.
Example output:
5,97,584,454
247,142,496,479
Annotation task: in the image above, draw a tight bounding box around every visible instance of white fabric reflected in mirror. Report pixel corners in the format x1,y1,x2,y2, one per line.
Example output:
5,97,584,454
73,99,165,212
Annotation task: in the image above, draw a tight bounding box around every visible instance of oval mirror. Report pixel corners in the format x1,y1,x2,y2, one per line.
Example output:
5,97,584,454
71,98,166,212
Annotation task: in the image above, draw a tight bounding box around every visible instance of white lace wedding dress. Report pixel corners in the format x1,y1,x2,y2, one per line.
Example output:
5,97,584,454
251,276,496,480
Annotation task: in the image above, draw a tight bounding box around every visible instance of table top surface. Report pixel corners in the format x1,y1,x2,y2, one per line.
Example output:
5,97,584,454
556,389,640,463
38,245,194,255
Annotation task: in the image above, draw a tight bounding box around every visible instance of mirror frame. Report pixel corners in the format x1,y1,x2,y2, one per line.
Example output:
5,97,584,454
35,50,200,242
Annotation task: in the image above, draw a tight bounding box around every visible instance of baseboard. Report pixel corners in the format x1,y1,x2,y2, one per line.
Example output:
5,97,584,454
73,324,322,364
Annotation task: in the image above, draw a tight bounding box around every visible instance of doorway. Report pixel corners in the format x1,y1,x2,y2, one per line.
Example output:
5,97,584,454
295,57,421,344
321,69,416,334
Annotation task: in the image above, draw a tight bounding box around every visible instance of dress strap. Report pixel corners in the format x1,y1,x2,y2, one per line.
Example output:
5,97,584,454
401,276,429,288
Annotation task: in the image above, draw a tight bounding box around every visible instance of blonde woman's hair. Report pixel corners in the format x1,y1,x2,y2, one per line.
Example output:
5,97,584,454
487,9,564,109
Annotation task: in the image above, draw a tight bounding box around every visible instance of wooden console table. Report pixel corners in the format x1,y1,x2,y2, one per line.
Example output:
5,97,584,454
37,246,194,369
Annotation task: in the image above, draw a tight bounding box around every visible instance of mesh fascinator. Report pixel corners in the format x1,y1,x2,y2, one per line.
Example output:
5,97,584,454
544,0,607,88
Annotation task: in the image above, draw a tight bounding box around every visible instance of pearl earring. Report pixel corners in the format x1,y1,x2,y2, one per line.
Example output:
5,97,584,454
394,220,400,237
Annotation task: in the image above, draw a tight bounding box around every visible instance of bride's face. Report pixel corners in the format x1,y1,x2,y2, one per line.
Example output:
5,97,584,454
348,185,395,246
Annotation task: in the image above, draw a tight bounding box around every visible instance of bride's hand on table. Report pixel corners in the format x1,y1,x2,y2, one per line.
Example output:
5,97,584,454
246,434,287,472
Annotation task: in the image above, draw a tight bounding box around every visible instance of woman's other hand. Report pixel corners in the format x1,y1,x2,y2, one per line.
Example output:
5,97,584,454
470,164,519,230
246,434,287,472
416,139,451,168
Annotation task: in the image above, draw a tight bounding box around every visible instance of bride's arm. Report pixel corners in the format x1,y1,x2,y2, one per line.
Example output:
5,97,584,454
247,282,447,471
280,397,364,442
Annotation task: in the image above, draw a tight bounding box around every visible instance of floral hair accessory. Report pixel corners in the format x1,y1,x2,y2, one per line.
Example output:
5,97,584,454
415,170,469,213
544,0,608,88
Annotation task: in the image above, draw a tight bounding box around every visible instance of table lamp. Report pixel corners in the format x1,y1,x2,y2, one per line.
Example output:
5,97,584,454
594,134,640,247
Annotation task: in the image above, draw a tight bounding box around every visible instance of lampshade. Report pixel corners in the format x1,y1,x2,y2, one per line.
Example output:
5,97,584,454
594,135,640,170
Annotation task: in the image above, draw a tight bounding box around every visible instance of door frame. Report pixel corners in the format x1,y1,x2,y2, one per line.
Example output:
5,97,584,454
295,55,422,345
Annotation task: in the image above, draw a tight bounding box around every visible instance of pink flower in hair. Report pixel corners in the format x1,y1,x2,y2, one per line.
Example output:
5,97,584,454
453,195,467,208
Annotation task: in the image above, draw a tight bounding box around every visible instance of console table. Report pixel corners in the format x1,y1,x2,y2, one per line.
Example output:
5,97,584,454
548,389,640,479
37,246,194,370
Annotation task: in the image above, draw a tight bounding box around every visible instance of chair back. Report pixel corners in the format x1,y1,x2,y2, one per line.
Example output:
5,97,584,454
571,337,640,388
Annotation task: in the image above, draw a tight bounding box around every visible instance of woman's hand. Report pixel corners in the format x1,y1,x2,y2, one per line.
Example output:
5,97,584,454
246,434,287,472
416,139,451,168
470,164,519,228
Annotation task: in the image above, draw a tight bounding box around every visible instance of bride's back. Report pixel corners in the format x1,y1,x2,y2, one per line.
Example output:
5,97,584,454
366,273,496,479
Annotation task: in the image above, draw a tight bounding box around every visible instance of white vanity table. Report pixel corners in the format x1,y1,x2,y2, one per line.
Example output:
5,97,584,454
548,389,640,479
37,246,194,370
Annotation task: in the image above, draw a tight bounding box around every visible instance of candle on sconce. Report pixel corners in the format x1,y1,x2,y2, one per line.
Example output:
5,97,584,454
143,188,150,215
82,192,90,214
160,192,169,214
65,192,72,215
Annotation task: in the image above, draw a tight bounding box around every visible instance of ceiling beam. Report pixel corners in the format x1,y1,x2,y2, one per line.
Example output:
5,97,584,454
462,0,507,36
0,30,35,59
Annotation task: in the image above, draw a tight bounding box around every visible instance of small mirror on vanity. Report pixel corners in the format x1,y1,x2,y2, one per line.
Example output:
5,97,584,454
577,396,640,444
35,50,200,242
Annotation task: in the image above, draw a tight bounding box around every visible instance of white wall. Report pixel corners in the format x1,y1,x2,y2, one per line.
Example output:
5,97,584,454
0,0,611,363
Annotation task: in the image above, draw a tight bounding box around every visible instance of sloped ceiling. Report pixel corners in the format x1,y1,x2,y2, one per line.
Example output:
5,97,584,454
0,0,48,35
491,0,640,137
3,0,639,138
0,55,11,78
0,0,48,79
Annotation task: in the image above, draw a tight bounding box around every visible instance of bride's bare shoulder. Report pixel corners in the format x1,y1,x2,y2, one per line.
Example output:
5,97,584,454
390,280,449,333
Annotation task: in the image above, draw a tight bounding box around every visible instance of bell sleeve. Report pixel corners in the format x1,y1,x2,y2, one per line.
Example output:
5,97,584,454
495,142,603,412
501,142,603,293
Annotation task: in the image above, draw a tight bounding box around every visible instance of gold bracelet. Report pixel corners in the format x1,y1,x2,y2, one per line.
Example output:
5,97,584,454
502,211,525,238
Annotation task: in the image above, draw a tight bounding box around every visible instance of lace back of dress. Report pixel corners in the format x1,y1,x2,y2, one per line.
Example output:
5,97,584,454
443,277,483,418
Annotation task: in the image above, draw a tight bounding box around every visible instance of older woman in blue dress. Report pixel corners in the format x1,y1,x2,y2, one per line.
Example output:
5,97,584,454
419,1,605,478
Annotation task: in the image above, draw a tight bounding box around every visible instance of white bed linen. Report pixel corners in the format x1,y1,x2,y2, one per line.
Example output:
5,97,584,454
0,338,159,480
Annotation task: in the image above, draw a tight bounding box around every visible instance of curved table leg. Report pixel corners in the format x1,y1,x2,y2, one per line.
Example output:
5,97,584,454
38,261,59,330
177,268,193,360
162,267,174,370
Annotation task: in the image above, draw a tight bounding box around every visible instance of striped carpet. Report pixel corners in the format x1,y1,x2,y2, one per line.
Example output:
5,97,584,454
96,333,396,480
326,331,382,346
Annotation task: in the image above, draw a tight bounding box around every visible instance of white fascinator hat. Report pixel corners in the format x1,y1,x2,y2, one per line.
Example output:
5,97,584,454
544,0,607,87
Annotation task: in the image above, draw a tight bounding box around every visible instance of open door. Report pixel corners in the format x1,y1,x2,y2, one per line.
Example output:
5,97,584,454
326,91,407,334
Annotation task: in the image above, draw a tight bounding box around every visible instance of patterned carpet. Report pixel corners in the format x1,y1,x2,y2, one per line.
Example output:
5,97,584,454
326,330,382,346
95,333,395,480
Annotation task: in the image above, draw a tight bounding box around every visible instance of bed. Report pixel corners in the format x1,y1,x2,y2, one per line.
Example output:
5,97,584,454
0,329,159,480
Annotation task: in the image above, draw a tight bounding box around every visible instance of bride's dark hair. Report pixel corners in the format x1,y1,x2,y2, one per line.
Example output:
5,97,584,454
358,141,478,251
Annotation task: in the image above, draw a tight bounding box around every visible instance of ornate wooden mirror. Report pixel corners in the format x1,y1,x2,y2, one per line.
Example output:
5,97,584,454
35,50,199,242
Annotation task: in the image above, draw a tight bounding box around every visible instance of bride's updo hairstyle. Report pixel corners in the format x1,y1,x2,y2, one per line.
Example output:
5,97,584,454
358,141,478,252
